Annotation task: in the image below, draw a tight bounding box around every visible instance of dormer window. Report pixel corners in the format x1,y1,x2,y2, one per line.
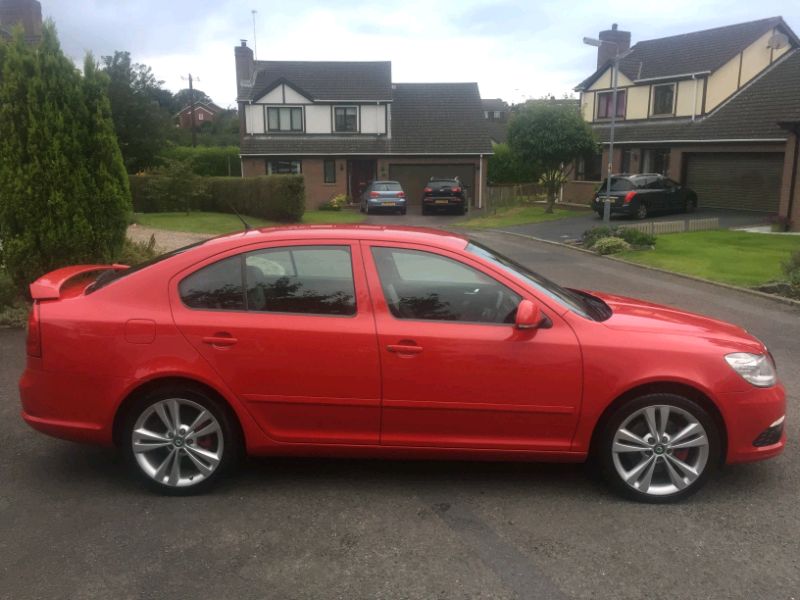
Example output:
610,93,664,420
334,106,359,132
652,84,676,116
596,90,626,120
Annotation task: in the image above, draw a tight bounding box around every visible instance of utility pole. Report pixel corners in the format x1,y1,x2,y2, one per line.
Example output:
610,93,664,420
251,9,258,60
182,73,199,147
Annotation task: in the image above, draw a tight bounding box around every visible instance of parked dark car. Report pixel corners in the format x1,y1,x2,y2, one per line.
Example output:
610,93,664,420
360,181,407,215
422,177,468,215
593,174,698,220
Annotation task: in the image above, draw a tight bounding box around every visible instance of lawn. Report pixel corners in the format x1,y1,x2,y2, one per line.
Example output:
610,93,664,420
618,230,800,287
460,205,589,229
133,210,365,235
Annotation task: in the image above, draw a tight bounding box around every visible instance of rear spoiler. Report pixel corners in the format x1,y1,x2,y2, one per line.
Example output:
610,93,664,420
29,264,129,300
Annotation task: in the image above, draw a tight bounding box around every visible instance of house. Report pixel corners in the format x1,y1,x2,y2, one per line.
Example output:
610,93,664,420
0,0,42,44
234,41,493,208
482,98,510,144
570,17,800,228
175,102,223,129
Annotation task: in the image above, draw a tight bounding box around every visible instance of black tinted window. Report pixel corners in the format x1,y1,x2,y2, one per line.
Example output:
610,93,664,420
245,246,355,316
429,180,458,188
179,256,244,310
371,247,520,324
600,177,635,192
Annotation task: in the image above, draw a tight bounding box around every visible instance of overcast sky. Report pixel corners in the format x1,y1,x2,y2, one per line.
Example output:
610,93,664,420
45,0,800,108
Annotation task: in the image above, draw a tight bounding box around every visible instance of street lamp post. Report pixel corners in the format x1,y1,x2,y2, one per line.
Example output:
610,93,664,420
583,37,631,224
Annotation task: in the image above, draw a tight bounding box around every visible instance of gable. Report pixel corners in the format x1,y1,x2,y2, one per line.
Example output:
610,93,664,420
254,81,313,104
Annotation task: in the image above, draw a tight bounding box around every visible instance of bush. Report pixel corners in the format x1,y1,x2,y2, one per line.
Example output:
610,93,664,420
592,237,631,255
318,193,348,211
783,250,800,292
616,228,656,247
0,271,18,308
117,235,159,266
161,146,242,177
582,226,616,248
0,303,29,328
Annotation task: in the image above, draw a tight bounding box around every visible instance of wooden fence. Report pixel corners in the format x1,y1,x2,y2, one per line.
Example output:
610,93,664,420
485,184,545,211
617,217,720,235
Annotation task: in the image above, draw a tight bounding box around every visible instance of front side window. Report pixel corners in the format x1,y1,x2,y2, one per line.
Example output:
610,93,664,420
652,84,675,116
179,256,245,310
324,159,336,184
596,90,626,119
371,247,520,324
266,106,303,132
268,160,301,175
334,106,358,132
245,246,355,316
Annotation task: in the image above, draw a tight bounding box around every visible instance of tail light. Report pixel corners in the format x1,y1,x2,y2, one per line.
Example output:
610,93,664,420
452,187,461,193
27,303,42,357
424,187,432,193
397,191,405,198
624,191,637,203
370,191,380,198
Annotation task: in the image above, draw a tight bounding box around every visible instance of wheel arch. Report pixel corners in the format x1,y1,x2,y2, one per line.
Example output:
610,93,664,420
588,381,728,464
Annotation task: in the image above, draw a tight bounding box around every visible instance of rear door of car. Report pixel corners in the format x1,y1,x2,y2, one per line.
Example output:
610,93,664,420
169,240,381,445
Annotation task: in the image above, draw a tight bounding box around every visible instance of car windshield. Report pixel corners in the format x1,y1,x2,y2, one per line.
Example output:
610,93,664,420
429,180,458,187
466,241,610,321
86,239,209,294
599,177,635,192
373,182,402,191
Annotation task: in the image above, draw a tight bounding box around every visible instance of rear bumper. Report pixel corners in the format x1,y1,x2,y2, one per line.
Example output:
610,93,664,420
721,384,786,464
19,363,119,446
593,198,634,215
423,197,465,207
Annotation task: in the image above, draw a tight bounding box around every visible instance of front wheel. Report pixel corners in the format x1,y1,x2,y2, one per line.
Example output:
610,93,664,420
122,385,241,495
597,393,720,503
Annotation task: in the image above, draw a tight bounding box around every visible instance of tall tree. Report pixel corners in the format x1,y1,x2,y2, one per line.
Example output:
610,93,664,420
0,24,131,289
172,87,213,112
508,100,596,213
101,50,171,173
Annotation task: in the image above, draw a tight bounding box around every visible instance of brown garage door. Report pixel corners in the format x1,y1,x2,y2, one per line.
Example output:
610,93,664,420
388,164,476,206
684,152,783,212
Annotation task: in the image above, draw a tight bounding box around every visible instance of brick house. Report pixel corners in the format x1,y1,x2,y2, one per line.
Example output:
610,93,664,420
569,17,800,228
234,41,493,209
0,0,42,44
175,102,223,129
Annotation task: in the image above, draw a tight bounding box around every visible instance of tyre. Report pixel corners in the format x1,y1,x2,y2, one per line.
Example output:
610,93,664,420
597,393,720,503
635,202,648,220
685,197,697,213
122,384,241,495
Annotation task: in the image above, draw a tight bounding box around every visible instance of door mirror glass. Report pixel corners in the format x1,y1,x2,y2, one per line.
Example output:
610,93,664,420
515,299,541,329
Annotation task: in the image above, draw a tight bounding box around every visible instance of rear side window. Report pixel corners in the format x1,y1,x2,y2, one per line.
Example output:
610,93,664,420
179,256,244,310
600,177,635,192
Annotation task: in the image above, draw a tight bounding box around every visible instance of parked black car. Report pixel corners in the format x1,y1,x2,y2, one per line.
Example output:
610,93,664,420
360,181,407,215
422,177,469,215
593,174,698,219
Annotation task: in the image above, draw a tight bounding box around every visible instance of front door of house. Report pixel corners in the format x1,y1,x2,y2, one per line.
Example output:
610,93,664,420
348,160,376,202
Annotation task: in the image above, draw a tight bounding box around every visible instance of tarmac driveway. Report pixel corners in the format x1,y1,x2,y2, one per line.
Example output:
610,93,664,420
1,231,798,599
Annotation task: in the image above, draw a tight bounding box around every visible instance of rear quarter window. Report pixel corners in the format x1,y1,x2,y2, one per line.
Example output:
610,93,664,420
179,256,244,310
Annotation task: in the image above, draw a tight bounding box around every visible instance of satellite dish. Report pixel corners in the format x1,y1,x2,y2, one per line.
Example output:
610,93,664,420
767,32,789,50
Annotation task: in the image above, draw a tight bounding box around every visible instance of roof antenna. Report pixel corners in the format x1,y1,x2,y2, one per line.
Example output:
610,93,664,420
228,202,253,231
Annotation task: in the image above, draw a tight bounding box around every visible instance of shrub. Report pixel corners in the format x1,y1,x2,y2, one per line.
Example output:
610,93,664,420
318,193,348,211
0,303,29,328
592,237,631,255
161,146,242,177
783,250,800,292
615,228,656,247
117,235,159,266
0,271,18,308
582,226,616,248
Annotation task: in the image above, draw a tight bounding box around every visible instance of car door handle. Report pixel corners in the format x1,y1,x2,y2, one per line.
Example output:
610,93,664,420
202,334,238,347
386,344,423,355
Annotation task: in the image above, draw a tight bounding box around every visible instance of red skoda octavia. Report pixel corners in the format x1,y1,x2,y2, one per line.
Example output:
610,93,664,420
19,226,785,501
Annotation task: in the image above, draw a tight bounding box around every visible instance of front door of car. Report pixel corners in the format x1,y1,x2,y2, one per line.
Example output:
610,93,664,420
170,241,381,445
362,242,582,451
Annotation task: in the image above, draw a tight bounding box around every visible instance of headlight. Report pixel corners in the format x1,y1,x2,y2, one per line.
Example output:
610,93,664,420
724,353,777,387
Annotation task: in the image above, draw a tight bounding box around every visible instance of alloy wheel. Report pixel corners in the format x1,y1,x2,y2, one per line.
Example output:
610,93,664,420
131,397,224,488
636,203,648,219
611,404,709,497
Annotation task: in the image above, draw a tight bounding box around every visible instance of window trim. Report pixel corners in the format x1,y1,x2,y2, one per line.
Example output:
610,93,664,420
651,83,676,117
333,105,359,133
265,105,304,132
595,89,626,121
323,159,337,184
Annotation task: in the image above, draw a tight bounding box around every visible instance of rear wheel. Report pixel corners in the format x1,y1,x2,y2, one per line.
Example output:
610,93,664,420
597,393,720,503
635,202,648,220
122,385,241,495
685,197,697,213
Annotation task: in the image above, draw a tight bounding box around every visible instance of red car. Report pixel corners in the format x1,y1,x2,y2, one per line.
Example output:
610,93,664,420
19,226,785,502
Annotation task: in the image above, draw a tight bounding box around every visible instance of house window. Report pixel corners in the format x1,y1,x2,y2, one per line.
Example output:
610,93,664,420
198,112,204,121
652,84,675,116
266,107,303,132
267,160,301,175
334,107,358,132
324,159,336,184
596,90,626,120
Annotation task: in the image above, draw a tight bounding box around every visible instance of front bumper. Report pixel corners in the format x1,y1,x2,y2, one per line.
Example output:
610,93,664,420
720,383,786,464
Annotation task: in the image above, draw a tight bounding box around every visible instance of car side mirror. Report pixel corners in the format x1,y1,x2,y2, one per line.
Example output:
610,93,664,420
515,299,550,330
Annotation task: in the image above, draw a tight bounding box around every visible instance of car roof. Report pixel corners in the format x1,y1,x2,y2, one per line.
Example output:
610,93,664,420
203,225,469,253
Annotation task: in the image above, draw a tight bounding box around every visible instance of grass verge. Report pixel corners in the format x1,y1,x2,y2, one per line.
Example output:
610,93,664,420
618,230,800,287
460,206,589,229
133,210,365,235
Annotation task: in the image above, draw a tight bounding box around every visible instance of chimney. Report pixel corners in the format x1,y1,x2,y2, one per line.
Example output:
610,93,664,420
0,0,42,43
234,39,254,91
597,23,631,69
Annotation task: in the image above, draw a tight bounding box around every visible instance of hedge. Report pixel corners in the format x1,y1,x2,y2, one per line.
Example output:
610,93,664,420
130,174,305,222
161,145,242,177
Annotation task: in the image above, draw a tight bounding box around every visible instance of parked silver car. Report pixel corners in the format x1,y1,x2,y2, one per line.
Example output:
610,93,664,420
360,181,407,215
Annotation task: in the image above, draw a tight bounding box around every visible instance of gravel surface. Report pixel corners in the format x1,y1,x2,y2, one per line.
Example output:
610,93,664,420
127,224,212,252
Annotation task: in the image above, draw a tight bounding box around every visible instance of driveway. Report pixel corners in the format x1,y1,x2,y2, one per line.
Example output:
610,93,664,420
500,208,770,243
2,231,798,599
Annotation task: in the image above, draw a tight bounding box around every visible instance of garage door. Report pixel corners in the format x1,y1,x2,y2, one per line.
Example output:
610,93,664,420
684,153,783,212
388,164,476,206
